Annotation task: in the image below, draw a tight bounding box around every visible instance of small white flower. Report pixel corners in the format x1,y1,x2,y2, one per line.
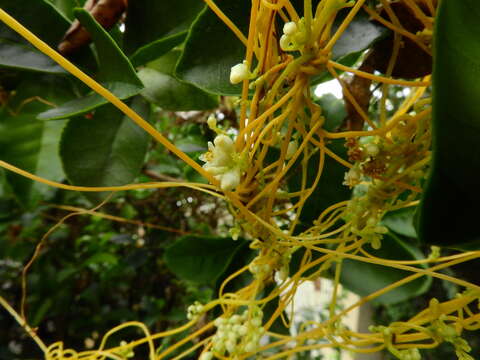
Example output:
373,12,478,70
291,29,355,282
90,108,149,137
201,134,243,191
230,61,249,84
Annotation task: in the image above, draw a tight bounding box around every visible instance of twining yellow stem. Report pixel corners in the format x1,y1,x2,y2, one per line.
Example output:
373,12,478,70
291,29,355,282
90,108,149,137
49,204,195,235
324,0,367,52
362,4,432,56
0,295,48,353
328,61,431,87
0,8,217,186
0,160,222,197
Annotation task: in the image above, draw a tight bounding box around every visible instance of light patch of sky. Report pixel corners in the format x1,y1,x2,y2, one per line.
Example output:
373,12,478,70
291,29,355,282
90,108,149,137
314,79,343,99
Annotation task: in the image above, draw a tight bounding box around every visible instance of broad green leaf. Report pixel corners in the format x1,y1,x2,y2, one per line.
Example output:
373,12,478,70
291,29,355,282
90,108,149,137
0,0,94,65
138,51,218,111
124,0,204,66
165,235,246,284
331,11,388,61
340,233,431,305
38,9,143,120
130,34,186,68
37,83,140,120
59,97,151,200
417,0,480,250
288,139,351,229
0,0,71,47
175,1,250,95
46,0,79,20
0,76,73,206
382,207,417,239
315,94,346,132
0,29,67,74
311,10,389,85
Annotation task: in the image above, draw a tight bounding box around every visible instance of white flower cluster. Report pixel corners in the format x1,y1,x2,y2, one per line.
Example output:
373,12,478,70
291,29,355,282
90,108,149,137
248,257,272,279
187,301,204,320
280,19,307,51
200,134,243,191
208,308,265,357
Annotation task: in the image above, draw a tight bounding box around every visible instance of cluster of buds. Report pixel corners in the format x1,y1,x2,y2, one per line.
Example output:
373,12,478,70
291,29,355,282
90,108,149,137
280,19,308,51
248,256,272,279
208,307,265,357
187,301,204,321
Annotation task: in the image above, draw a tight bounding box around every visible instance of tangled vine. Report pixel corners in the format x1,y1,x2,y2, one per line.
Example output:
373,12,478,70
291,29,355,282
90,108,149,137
1,0,480,359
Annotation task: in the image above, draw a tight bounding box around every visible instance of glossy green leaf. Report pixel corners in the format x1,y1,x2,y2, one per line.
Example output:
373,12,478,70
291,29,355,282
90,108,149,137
138,51,218,111
47,0,78,20
37,83,140,121
311,10,389,85
0,0,71,47
130,33,186,68
165,235,246,284
124,0,204,66
0,30,67,74
0,0,94,66
382,207,417,239
315,94,346,132
59,97,151,200
340,233,431,305
331,11,388,61
0,76,73,206
417,0,480,250
175,1,250,95
38,9,143,120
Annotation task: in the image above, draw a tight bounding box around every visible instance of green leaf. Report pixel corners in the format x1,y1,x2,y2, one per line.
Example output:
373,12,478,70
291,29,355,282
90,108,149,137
382,207,417,239
0,31,67,74
340,233,431,305
46,0,78,20
0,0,71,47
37,83,140,120
124,0,205,66
59,97,151,200
176,1,250,95
165,235,246,284
331,10,388,61
138,51,218,111
315,94,346,132
417,0,480,250
288,139,351,229
311,10,389,85
0,0,94,65
38,9,143,120
130,33,186,68
0,76,73,206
